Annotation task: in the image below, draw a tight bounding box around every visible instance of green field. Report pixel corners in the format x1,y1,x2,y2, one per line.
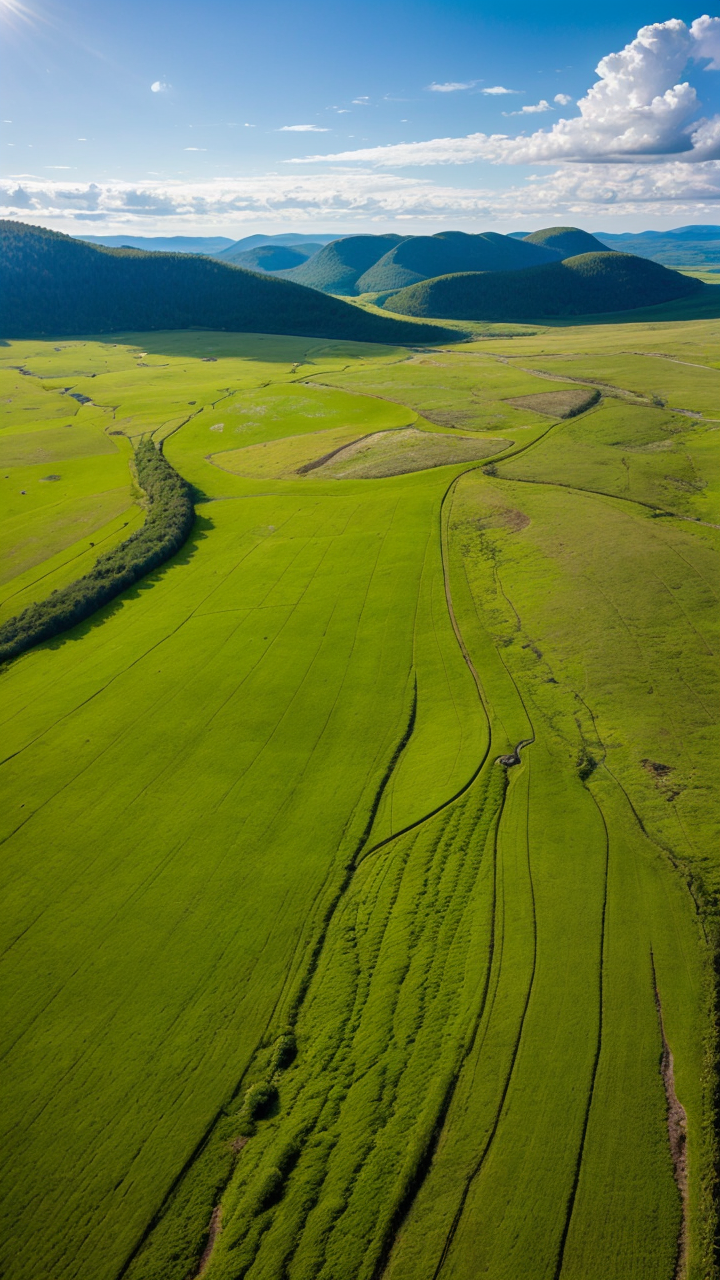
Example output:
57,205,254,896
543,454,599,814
0,317,718,1280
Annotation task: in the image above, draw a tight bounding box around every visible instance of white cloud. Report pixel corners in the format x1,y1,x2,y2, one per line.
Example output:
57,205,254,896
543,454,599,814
505,100,552,116
427,81,476,92
3,164,719,234
150,81,169,93
294,17,720,166
279,124,330,132
184,147,206,151
480,86,518,95
352,97,370,105
554,94,573,106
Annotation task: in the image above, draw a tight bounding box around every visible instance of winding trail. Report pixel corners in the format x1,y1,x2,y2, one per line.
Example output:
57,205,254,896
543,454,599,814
652,953,689,1280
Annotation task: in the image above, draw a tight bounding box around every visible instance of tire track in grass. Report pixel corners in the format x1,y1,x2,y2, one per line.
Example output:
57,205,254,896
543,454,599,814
430,755,537,1280
362,788,502,1280
652,951,690,1280
365,475,538,1277
553,783,610,1280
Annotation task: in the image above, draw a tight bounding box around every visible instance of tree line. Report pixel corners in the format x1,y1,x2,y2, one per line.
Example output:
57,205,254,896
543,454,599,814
0,440,195,665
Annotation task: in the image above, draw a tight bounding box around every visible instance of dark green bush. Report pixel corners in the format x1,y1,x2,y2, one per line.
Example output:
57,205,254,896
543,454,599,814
0,440,194,665
242,1083,278,1121
576,745,598,781
269,1032,296,1073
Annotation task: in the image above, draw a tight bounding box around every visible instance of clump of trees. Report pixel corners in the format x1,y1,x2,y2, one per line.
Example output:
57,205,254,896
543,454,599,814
0,440,195,665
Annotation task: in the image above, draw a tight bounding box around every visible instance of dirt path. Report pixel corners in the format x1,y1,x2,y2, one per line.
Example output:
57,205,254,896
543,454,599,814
195,1205,222,1277
652,957,689,1280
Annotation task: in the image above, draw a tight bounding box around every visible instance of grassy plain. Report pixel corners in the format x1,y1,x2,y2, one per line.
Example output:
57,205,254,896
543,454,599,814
0,317,717,1280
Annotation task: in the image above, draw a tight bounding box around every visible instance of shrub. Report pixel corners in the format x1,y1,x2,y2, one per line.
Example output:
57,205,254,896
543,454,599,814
242,1083,278,1121
269,1032,297,1074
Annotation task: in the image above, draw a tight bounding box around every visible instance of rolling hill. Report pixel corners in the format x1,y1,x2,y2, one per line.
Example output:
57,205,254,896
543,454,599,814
213,232,338,259
216,242,324,271
522,226,613,258
356,231,561,294
0,221,455,344
279,233,407,294
383,252,702,320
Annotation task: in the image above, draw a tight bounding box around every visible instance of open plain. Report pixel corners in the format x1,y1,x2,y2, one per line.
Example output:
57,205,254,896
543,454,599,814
0,314,718,1280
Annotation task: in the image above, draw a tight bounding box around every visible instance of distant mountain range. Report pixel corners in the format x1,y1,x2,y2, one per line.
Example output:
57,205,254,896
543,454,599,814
384,252,701,321
76,225,720,276
1,222,454,345
78,235,237,255
592,225,720,267
78,232,339,256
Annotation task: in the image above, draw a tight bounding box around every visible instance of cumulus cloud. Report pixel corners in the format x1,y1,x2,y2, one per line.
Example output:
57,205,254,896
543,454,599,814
295,17,720,166
150,81,169,93
428,81,476,92
3,163,719,234
279,124,329,132
554,93,573,106
480,86,518,95
505,100,552,116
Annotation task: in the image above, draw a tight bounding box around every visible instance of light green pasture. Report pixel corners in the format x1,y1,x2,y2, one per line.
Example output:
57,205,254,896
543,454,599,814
315,351,585,434
0,324,717,1280
495,399,720,522
497,352,720,418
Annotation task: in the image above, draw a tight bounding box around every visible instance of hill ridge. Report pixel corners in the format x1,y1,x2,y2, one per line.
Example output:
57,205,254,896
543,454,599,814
0,221,456,345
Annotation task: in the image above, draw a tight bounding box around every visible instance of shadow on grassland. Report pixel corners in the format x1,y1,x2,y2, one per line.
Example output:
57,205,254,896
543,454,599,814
530,283,720,327
377,282,720,332
36,512,213,655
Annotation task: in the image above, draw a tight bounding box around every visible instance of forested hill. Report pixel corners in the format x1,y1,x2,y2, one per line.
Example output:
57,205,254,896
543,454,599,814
384,252,702,320
0,221,455,344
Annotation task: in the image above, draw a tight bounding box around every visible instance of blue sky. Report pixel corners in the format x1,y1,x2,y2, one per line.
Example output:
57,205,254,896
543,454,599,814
1,0,719,235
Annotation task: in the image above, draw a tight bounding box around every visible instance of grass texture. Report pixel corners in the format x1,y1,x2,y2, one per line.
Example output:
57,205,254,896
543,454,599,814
0,317,717,1280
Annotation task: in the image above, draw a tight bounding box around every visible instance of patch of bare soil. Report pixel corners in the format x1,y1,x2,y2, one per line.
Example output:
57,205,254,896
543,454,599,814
503,387,600,418
471,507,530,533
641,759,682,802
420,409,482,430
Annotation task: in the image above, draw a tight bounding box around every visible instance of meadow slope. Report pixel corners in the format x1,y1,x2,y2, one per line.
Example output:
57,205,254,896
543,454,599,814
0,319,717,1280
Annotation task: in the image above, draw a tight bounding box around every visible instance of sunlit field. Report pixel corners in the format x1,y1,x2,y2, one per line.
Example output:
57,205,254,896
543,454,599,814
0,317,717,1280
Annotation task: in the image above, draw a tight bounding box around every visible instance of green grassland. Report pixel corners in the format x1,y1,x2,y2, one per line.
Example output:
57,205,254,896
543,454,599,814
0,316,718,1280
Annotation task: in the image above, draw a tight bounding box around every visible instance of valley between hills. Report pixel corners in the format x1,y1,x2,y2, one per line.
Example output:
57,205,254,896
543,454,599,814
0,220,718,1280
